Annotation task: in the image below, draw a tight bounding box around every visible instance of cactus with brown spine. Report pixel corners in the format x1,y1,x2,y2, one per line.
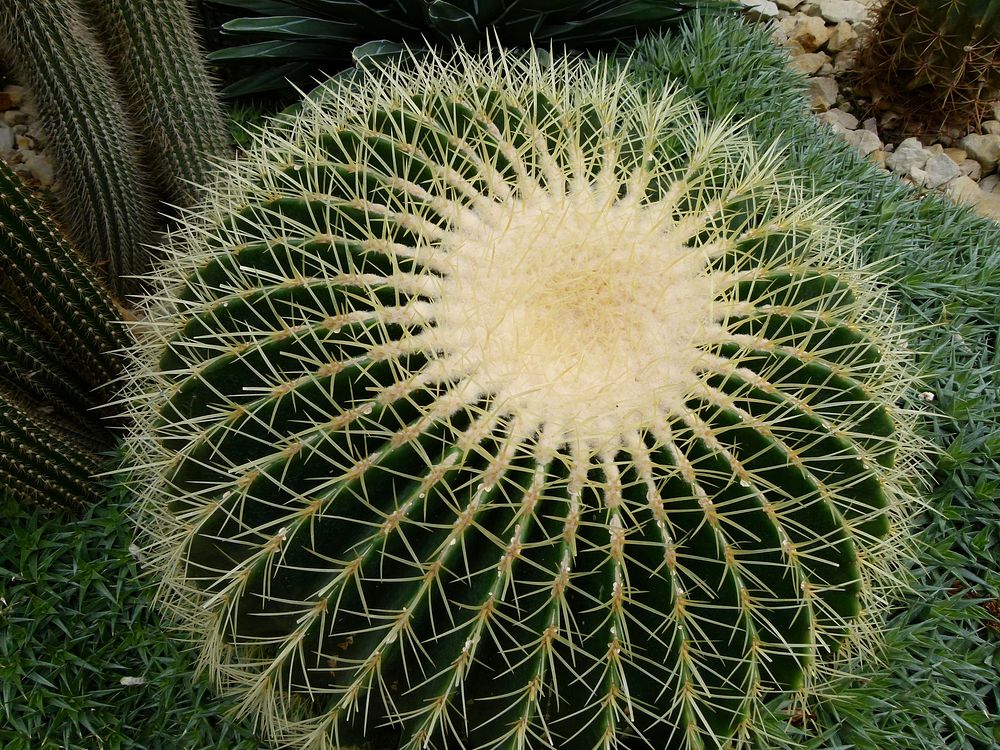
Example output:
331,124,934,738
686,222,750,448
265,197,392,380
856,0,1000,135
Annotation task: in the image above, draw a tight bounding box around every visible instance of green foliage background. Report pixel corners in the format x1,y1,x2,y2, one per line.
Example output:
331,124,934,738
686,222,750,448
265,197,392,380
0,12,997,750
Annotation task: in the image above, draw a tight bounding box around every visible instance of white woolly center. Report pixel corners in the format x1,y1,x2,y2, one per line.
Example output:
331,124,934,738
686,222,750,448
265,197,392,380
425,184,719,444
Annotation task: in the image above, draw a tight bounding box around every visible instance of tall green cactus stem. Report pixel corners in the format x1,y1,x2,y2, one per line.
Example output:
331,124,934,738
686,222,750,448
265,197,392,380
0,385,105,509
85,0,230,207
0,0,155,295
856,0,1000,134
0,159,130,393
125,49,923,750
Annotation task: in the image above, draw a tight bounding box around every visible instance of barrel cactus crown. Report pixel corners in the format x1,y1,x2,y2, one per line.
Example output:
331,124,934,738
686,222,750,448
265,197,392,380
125,47,923,750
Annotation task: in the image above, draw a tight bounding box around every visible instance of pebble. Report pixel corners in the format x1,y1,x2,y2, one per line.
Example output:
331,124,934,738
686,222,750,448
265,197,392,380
0,124,13,153
787,15,831,52
22,152,54,187
808,76,839,110
921,154,962,189
960,134,1000,172
980,175,1000,193
982,120,1000,136
813,0,867,24
843,128,881,156
885,138,929,175
818,107,859,132
791,52,830,76
826,21,857,52
741,0,780,20
3,109,28,127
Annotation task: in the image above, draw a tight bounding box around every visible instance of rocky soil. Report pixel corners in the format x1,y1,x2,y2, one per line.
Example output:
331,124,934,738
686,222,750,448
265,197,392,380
742,0,1000,220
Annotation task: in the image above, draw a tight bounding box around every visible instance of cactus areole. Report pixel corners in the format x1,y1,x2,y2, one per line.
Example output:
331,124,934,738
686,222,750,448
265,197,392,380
127,49,922,750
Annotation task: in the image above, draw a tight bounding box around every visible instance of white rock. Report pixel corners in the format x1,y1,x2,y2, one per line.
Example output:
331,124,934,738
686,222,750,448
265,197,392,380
885,137,929,175
808,76,839,111
789,14,831,52
0,124,12,153
947,175,984,206
790,51,830,75
862,117,879,136
943,147,967,164
960,133,1000,171
23,152,54,187
981,120,1000,136
826,21,857,52
815,0,867,23
818,107,859,132
741,0,780,19
776,0,803,8
843,128,881,156
979,174,1000,193
921,154,962,188
960,159,982,181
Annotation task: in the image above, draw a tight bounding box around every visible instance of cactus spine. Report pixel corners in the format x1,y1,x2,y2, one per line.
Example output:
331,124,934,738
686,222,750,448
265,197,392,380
857,0,1000,133
126,49,923,749
0,157,128,507
0,0,154,295
84,0,230,207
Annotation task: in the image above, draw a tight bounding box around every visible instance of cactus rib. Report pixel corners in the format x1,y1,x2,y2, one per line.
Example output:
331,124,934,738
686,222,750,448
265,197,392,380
84,0,230,207
0,0,155,295
126,48,924,750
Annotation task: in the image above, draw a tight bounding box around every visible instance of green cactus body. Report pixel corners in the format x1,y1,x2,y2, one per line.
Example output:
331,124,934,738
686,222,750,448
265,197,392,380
0,158,127,507
85,0,231,207
127,49,921,749
0,384,105,509
858,0,1000,130
0,159,128,392
0,0,154,294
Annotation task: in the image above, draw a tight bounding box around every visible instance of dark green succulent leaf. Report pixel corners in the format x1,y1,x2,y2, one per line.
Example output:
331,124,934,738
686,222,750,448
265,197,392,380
216,61,307,96
201,0,732,102
220,15,361,39
352,38,410,64
426,1,480,39
205,0,305,12
207,38,337,59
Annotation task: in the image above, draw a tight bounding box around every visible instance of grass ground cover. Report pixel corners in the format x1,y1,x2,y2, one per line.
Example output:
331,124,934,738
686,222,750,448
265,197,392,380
0,13,996,750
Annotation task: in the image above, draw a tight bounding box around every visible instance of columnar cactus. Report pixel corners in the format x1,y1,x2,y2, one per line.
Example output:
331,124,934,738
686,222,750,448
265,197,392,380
0,0,154,295
857,0,1000,133
126,49,923,749
84,0,230,206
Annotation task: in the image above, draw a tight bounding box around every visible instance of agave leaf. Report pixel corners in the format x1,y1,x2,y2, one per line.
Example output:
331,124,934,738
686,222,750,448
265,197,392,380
426,0,480,39
205,0,305,12
221,15,361,39
216,61,307,96
352,38,409,63
207,38,336,60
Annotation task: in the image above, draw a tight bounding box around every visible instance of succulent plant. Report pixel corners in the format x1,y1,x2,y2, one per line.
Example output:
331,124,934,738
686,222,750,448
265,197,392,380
0,156,126,508
201,0,734,98
83,0,231,207
856,0,1000,135
0,0,154,296
0,0,232,296
125,47,923,749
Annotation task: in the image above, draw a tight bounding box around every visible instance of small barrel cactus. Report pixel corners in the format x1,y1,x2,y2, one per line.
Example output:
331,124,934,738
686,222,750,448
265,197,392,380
125,48,923,749
856,0,1000,134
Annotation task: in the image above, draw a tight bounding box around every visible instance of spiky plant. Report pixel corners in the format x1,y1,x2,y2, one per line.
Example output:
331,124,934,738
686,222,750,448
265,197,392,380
83,0,231,207
855,0,1000,136
124,47,924,750
0,157,129,508
202,0,734,98
0,0,154,295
